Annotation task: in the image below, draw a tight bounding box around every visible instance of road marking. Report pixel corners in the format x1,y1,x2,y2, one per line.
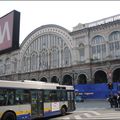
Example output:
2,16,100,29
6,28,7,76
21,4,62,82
90,111,101,115
59,117,70,119
82,112,120,119
74,110,101,115
74,115,82,119
83,113,92,117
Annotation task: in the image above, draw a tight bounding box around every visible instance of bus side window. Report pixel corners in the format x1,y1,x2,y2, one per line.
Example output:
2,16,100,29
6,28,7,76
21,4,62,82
7,90,15,105
0,89,6,106
57,90,67,101
61,90,67,101
0,89,15,106
50,90,58,102
15,89,30,104
44,90,50,102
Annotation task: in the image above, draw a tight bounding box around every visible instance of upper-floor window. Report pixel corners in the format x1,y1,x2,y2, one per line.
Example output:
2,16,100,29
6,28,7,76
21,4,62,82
109,31,120,58
64,47,71,66
109,31,120,41
91,35,106,60
79,43,85,62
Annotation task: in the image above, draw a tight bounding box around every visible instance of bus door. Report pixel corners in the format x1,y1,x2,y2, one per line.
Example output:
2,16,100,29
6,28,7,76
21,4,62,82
67,91,75,111
31,90,43,118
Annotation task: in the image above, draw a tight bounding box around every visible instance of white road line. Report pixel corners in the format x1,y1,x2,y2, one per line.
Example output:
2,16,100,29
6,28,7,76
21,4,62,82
84,116,120,119
74,110,101,115
89,111,101,115
74,115,82,119
82,113,120,119
83,113,93,117
61,117,70,119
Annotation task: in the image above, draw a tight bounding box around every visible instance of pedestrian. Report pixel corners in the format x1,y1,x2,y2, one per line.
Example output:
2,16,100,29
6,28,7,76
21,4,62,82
107,94,114,108
113,93,118,108
117,92,120,108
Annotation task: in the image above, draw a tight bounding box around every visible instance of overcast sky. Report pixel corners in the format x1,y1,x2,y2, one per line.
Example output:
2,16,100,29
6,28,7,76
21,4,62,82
0,1,120,44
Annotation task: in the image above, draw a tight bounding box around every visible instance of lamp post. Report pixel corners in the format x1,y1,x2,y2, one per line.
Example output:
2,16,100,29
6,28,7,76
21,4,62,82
72,70,78,85
106,62,112,83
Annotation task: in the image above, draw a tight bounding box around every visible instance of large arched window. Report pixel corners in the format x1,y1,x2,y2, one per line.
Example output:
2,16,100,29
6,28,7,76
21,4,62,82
109,31,120,58
22,31,72,71
91,35,106,60
64,47,71,66
79,43,85,62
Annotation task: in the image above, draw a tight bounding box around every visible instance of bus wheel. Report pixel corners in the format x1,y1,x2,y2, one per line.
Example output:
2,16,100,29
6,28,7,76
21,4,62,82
2,112,16,120
61,107,66,116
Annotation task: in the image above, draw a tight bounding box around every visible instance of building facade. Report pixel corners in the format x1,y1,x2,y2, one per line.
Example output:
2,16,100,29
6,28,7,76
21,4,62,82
0,14,120,85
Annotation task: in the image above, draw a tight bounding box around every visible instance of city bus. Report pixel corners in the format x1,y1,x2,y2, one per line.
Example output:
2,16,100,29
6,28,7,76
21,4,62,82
0,80,75,120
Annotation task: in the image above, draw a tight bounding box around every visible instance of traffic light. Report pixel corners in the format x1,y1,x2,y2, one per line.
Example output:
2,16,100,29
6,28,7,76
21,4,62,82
107,82,113,89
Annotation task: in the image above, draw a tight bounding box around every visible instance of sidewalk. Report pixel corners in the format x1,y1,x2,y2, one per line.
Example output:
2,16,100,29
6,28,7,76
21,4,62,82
76,99,110,110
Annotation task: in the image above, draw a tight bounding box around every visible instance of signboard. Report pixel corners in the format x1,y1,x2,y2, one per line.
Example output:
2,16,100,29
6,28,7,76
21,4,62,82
0,10,20,54
52,102,60,111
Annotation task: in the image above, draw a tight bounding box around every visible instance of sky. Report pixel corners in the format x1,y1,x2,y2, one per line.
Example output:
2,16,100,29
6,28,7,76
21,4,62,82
0,1,120,44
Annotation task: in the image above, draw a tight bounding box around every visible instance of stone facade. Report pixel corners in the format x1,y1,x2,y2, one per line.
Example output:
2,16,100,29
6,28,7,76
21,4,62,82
0,15,120,85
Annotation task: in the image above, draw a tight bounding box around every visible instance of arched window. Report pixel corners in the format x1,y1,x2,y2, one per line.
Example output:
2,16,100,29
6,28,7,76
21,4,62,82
40,77,47,82
41,50,48,70
78,74,87,84
51,76,59,83
79,43,85,62
13,58,17,73
109,31,120,58
62,75,72,85
5,58,11,74
64,47,71,66
0,60,3,75
50,48,59,68
94,70,107,83
22,33,72,71
23,56,29,72
30,52,38,71
91,35,106,60
112,68,120,82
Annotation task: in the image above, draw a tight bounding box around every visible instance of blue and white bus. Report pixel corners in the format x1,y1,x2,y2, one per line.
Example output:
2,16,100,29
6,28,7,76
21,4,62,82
0,80,75,120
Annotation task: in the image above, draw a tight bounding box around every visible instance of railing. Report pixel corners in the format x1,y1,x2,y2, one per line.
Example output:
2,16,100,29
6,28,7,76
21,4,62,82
73,14,120,31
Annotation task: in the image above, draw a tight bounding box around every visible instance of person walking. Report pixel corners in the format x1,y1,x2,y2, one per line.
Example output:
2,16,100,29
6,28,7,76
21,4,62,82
113,93,118,108
117,92,120,108
107,94,114,108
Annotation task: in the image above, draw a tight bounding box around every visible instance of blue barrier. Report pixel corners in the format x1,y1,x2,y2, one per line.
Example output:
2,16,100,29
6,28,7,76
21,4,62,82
74,82,120,99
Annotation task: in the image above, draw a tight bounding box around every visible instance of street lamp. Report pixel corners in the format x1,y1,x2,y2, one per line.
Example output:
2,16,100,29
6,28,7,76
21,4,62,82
106,62,112,83
72,70,78,85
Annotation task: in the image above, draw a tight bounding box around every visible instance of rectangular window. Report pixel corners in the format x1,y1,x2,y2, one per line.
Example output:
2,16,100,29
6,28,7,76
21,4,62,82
57,90,67,101
15,89,30,104
44,90,50,102
0,88,15,106
44,90,67,102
